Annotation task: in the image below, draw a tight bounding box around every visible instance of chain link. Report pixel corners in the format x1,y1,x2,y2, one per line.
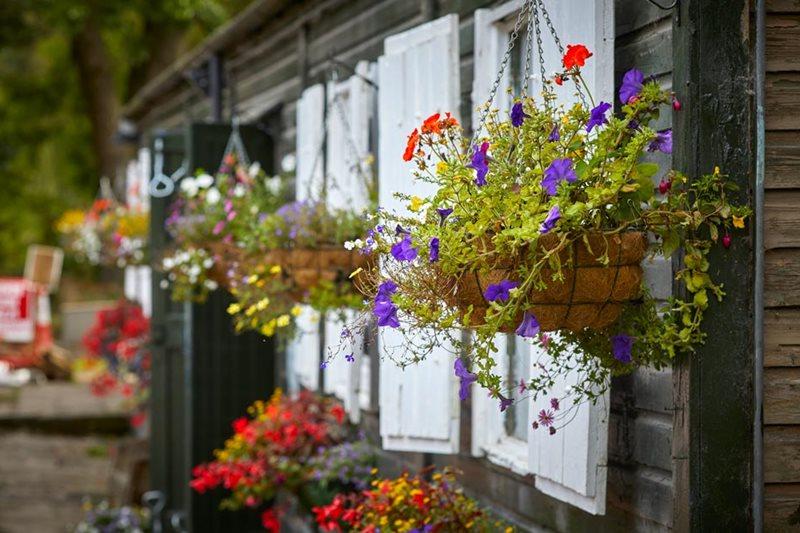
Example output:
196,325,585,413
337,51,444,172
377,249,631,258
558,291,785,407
537,0,588,107
470,0,533,146
531,0,548,104
522,1,535,98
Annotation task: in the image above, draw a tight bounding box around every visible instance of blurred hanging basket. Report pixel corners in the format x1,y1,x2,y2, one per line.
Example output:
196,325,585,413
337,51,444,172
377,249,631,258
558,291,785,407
450,232,647,332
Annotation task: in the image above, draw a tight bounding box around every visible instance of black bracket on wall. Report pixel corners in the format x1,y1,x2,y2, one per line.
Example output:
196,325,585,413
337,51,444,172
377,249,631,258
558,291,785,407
646,0,680,26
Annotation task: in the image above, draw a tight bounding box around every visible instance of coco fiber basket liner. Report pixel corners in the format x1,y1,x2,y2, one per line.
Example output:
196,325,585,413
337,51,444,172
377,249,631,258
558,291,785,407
453,232,647,332
286,247,373,291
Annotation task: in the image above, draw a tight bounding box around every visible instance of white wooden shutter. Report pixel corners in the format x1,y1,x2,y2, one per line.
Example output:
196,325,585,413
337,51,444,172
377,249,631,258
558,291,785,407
290,84,326,391
377,14,461,454
323,62,375,422
477,0,615,515
123,150,152,317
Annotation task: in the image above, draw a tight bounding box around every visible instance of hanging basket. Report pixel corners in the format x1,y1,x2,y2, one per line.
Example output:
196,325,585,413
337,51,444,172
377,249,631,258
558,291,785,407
285,246,372,291
452,232,647,332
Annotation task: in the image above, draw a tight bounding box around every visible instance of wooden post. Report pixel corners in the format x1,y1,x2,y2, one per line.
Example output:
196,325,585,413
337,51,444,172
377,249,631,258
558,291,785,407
672,0,755,529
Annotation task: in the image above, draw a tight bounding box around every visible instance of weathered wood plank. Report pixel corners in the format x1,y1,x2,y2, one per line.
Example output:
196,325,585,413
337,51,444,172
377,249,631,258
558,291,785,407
765,190,800,249
767,0,800,13
609,411,673,472
766,73,800,130
616,0,670,36
765,483,800,531
615,17,672,78
765,249,800,308
765,426,800,483
765,309,800,367
765,368,800,424
767,15,800,72
766,130,800,189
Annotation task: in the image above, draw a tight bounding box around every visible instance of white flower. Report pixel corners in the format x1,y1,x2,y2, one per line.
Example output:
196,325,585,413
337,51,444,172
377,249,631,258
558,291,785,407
205,280,218,290
233,184,246,198
354,239,364,248
159,279,169,289
180,177,198,197
203,258,213,269
344,241,356,251
265,176,281,195
248,162,261,178
281,153,296,173
205,187,221,205
162,257,175,269
195,173,214,189
188,265,201,277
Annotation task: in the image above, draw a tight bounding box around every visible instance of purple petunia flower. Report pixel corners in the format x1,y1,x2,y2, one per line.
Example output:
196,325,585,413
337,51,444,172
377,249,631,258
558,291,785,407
515,311,541,338
483,279,519,303
542,158,577,196
510,102,529,127
586,101,612,132
619,68,644,104
538,409,555,427
612,333,634,363
429,237,439,263
454,358,478,401
539,205,561,234
375,279,398,303
437,207,453,223
395,224,410,235
390,235,418,261
648,129,673,154
499,395,514,412
373,300,400,328
345,353,355,363
470,142,490,186
548,125,560,142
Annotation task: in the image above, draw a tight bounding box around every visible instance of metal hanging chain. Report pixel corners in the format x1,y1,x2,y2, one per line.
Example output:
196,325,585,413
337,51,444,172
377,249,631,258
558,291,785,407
471,0,533,145
531,0,548,102
220,116,251,170
536,0,588,107
522,0,535,98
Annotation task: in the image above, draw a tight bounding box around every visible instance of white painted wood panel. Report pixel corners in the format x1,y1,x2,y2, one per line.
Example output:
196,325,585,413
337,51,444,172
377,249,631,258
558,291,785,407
377,14,461,454
290,83,326,391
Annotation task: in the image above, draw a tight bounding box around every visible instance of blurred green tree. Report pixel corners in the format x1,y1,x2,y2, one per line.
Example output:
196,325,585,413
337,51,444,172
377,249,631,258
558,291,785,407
0,0,251,274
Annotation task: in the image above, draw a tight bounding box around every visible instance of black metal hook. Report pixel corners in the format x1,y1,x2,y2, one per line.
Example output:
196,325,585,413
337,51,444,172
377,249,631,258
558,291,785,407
646,0,680,25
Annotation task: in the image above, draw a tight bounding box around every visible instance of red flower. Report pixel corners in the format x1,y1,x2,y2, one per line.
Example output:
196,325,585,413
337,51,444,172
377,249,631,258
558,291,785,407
330,404,345,424
313,497,344,531
232,417,249,434
722,233,732,249
554,75,564,86
261,508,281,532
562,44,593,70
658,178,672,195
440,112,459,129
421,113,441,135
130,412,146,428
403,129,420,161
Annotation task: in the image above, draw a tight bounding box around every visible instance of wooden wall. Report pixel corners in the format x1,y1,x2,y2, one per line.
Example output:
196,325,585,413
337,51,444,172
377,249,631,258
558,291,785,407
129,0,678,530
763,0,800,529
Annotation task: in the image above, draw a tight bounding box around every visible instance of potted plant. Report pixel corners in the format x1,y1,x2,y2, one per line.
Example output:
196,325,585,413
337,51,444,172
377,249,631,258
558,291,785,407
311,468,512,532
347,46,750,422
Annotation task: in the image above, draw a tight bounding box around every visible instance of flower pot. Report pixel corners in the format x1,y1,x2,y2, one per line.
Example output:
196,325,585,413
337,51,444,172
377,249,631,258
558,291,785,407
454,232,647,332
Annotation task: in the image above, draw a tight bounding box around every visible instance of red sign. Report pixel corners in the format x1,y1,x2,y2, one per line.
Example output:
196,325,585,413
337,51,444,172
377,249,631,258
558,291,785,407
0,278,35,343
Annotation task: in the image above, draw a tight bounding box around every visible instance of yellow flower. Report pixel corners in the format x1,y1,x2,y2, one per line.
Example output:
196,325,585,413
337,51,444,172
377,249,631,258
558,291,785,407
260,324,275,337
227,303,241,315
408,196,424,212
291,305,303,317
245,305,257,316
349,267,363,279
246,274,259,285
733,215,745,229
256,297,270,310
269,265,281,275
436,161,448,175
276,314,290,327
714,166,721,175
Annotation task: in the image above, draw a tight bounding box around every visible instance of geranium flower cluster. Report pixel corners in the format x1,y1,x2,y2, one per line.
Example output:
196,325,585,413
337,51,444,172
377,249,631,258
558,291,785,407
311,468,512,532
190,390,349,521
81,300,150,427
347,44,750,423
56,199,149,268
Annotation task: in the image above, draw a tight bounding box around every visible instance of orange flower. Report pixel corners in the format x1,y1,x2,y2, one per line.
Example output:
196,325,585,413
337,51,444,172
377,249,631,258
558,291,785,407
562,44,593,70
440,112,459,129
403,128,420,161
421,113,441,134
